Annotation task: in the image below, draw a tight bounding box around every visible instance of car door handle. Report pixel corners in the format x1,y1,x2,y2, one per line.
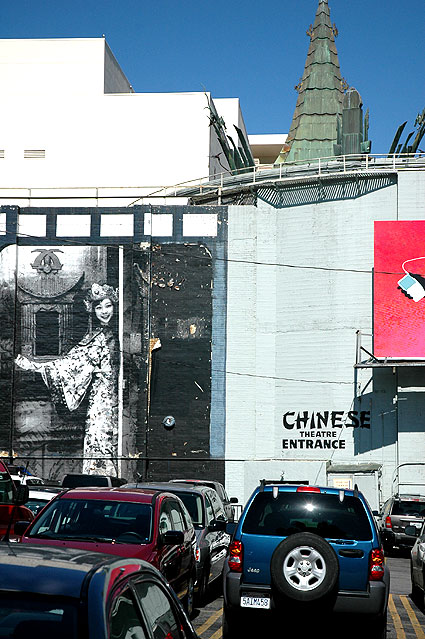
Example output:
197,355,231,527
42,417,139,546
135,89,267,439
338,549,364,558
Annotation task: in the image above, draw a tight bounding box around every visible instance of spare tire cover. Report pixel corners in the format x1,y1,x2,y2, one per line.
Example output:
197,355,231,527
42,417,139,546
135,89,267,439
270,532,339,602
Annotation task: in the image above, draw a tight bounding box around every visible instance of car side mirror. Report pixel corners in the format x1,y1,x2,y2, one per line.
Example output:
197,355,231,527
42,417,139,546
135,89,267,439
15,485,29,506
162,530,184,546
14,520,30,536
405,525,420,537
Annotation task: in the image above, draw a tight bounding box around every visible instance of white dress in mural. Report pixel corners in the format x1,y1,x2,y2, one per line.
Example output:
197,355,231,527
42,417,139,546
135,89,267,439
15,285,119,476
42,326,118,475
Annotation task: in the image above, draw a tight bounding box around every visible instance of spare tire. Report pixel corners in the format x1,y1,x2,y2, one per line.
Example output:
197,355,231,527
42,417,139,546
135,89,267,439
270,532,339,602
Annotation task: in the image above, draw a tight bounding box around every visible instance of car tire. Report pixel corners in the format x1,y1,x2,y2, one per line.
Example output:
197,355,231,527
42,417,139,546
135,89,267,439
184,573,195,618
270,532,339,602
195,565,209,606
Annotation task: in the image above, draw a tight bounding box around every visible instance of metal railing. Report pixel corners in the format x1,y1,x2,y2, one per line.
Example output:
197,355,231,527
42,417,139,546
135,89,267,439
0,153,423,206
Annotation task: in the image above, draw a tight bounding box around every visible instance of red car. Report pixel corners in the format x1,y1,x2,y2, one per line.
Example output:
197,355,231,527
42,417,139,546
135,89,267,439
17,486,197,615
0,459,33,541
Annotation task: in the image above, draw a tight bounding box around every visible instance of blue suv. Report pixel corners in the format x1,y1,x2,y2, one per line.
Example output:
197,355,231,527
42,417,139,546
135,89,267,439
222,481,390,638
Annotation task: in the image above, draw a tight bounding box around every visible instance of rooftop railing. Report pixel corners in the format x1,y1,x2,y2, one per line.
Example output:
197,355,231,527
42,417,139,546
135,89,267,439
0,153,424,206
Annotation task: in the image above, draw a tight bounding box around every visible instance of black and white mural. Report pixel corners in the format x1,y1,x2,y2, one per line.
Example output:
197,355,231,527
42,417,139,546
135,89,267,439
0,206,226,483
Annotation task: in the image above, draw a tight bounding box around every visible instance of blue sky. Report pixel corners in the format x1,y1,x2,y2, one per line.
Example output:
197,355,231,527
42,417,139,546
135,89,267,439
1,0,424,154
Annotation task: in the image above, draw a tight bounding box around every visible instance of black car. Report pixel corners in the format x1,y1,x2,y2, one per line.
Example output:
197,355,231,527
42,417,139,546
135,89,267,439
169,479,239,522
0,543,199,638
379,493,425,554
126,481,230,604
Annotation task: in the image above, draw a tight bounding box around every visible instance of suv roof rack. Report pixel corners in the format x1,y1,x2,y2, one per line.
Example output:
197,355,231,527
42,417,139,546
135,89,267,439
259,479,309,492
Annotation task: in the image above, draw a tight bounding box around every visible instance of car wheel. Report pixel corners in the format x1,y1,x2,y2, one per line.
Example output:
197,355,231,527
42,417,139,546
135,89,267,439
195,565,209,606
270,532,339,602
184,573,195,618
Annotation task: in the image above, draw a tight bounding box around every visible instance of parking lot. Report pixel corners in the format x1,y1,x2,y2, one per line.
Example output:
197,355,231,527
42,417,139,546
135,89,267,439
192,554,425,639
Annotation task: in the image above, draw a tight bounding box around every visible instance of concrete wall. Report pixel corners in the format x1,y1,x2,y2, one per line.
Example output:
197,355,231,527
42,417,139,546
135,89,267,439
225,170,425,507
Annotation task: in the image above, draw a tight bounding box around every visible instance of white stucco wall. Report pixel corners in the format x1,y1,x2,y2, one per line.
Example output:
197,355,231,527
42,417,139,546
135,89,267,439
0,92,213,192
0,38,110,96
0,38,248,204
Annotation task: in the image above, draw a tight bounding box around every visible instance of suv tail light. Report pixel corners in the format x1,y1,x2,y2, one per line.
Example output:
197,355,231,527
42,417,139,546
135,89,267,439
385,516,392,529
369,548,385,581
228,540,243,572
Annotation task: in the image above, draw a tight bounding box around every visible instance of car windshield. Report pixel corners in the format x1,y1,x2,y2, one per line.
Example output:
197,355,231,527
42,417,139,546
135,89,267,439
0,595,78,638
242,491,373,541
171,493,204,527
392,500,425,517
0,472,15,505
29,498,153,543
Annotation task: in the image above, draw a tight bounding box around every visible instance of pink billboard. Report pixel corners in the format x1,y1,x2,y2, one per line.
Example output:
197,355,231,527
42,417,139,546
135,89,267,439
374,221,425,359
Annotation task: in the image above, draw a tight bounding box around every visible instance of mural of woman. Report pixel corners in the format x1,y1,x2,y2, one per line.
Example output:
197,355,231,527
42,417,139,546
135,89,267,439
15,283,119,476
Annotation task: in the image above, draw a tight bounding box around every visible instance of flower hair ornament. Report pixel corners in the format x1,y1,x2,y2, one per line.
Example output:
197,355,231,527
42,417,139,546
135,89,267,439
84,283,119,311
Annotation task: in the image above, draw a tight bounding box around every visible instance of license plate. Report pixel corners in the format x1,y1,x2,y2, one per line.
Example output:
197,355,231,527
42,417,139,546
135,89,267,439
240,596,270,609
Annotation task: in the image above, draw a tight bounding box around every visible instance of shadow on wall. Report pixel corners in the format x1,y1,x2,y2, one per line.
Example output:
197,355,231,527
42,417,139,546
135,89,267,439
257,174,396,209
353,366,425,455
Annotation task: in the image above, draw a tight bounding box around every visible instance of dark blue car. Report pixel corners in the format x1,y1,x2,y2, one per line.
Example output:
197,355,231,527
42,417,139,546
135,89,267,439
0,543,199,638
222,481,390,638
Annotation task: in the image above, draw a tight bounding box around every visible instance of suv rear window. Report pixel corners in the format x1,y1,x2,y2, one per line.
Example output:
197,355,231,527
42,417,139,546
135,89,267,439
242,491,372,541
391,500,425,517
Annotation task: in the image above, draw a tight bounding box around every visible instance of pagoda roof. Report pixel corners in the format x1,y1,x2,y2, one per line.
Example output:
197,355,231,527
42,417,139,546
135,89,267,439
277,0,344,164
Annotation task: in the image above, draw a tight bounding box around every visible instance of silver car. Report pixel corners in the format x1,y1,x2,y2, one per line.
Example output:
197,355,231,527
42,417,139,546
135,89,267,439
407,521,425,608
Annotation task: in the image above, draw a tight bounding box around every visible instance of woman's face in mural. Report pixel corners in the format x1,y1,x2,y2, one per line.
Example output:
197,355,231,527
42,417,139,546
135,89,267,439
95,298,114,325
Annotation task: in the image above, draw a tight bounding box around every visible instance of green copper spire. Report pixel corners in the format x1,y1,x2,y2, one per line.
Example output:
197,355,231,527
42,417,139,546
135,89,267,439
276,0,345,164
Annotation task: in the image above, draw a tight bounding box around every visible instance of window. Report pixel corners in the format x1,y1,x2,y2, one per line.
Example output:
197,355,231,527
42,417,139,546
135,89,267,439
0,472,15,504
110,587,147,639
169,501,185,532
205,495,215,525
392,500,425,517
179,503,193,532
158,503,173,535
173,493,203,527
134,580,187,639
29,498,153,542
0,595,77,639
242,492,372,541
208,490,226,521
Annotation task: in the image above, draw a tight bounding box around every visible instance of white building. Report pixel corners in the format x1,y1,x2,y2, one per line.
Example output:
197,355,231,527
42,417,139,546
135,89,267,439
0,37,253,207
